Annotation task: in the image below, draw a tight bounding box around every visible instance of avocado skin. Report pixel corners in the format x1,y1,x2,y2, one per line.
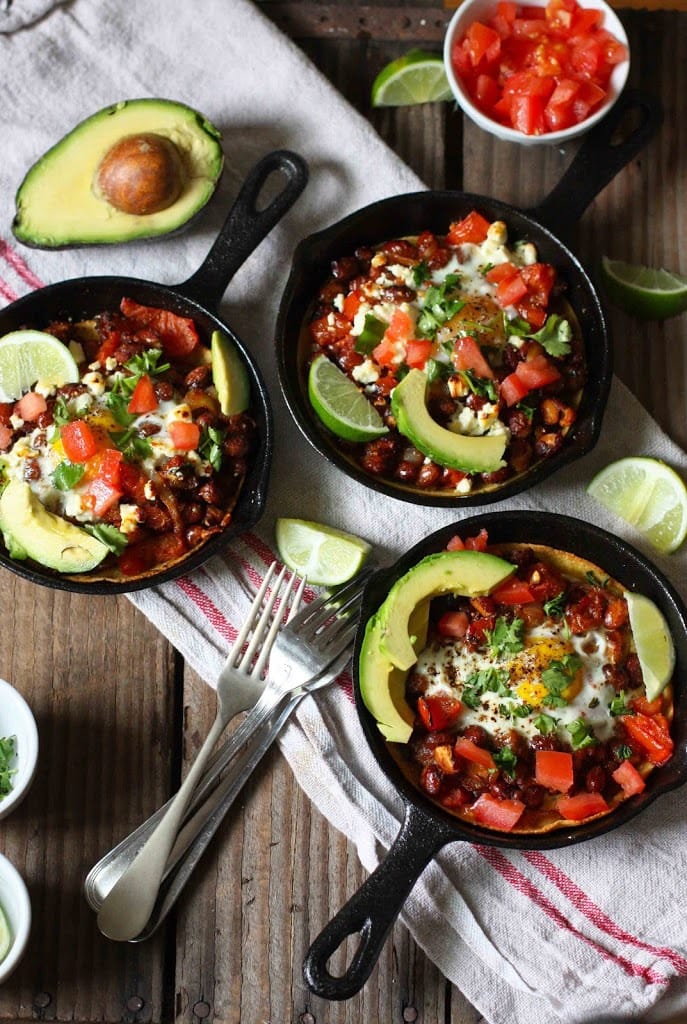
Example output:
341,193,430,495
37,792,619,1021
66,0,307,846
13,98,224,249
359,550,515,742
391,369,506,474
0,480,108,573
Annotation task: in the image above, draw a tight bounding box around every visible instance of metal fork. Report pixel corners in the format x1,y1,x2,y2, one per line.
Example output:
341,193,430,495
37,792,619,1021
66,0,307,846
96,560,305,942
93,567,370,942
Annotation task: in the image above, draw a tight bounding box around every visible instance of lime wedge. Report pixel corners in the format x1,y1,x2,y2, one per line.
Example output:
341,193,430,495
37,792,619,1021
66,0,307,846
210,329,249,415
0,901,12,963
624,591,675,702
600,256,687,320
0,329,79,403
371,50,453,107
308,355,388,443
275,517,371,586
587,457,687,554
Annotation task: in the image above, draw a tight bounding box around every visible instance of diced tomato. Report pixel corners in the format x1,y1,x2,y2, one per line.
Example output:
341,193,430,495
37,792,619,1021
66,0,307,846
471,793,525,830
474,73,500,110
15,391,47,423
514,353,561,389
570,7,603,34
385,308,414,343
446,534,465,551
120,298,199,358
622,713,674,766
119,462,148,504
500,371,530,407
557,791,609,821
492,577,536,605
168,420,201,451
521,263,556,307
466,21,502,67
405,339,433,370
535,750,574,792
510,92,548,135
512,17,549,39
417,694,463,732
631,695,664,717
453,335,494,379
496,271,529,307
486,262,519,284
437,611,469,638
515,299,548,329
454,736,496,769
372,337,398,369
81,477,123,517
447,211,492,246
0,403,14,427
343,290,363,321
497,0,518,20
95,329,121,365
0,425,12,450
127,374,159,415
612,759,646,797
61,419,100,462
85,447,124,489
464,528,489,551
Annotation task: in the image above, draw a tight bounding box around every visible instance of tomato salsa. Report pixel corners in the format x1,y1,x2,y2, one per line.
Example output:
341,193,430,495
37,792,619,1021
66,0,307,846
451,0,629,136
396,535,674,833
307,211,586,496
0,300,256,579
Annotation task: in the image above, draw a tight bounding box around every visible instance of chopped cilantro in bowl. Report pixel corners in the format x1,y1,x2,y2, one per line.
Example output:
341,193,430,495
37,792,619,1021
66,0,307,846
0,736,17,800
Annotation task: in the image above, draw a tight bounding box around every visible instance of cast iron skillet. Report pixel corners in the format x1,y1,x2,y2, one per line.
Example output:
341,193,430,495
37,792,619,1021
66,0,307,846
0,149,308,594
277,90,662,507
303,510,687,1000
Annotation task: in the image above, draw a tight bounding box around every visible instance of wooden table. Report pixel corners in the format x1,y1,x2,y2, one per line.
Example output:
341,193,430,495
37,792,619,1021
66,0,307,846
0,3,685,1022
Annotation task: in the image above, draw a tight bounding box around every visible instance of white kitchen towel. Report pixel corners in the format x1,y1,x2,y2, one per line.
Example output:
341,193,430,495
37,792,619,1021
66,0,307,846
1,2,686,1022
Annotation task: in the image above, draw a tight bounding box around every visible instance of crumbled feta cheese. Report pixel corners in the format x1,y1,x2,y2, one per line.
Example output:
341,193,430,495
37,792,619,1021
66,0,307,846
448,376,469,399
455,476,473,494
88,360,101,372
143,480,156,502
332,293,345,312
83,371,105,397
514,240,538,265
104,356,118,372
386,264,416,287
119,504,141,535
351,303,371,337
9,414,24,430
508,335,526,349
351,359,380,385
327,312,336,327
169,403,193,422
486,220,508,246
35,380,56,398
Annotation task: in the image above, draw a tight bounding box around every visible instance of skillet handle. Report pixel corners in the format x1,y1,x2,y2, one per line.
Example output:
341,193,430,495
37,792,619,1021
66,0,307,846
303,803,454,1001
528,89,663,244
176,149,308,308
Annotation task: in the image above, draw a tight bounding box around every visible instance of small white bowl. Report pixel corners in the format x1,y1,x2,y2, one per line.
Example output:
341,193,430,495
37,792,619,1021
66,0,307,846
443,0,630,146
0,853,31,983
0,678,38,821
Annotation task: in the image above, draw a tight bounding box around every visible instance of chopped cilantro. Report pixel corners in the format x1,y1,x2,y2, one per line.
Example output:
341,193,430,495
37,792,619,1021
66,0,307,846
506,312,573,357
425,358,452,383
614,744,633,762
0,736,16,800
499,701,532,722
533,713,559,735
52,460,85,491
541,653,582,708
417,275,464,339
354,313,386,354
586,570,610,589
543,592,566,618
84,523,129,555
125,348,170,380
493,747,518,778
110,427,153,461
609,691,633,717
566,717,597,750
199,425,225,471
462,667,510,708
412,261,430,287
105,389,137,427
52,395,71,426
486,616,525,658
457,369,498,402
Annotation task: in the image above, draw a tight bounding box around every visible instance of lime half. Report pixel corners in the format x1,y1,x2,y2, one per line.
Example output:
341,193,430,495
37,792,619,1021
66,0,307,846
624,591,675,702
308,355,388,443
600,257,687,320
587,457,687,554
0,329,79,403
0,901,12,964
372,50,453,107
276,517,371,586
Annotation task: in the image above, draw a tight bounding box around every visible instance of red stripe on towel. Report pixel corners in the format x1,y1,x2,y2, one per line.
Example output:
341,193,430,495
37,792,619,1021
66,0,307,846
0,238,44,290
478,846,669,986
524,850,687,975
176,575,238,645
0,278,19,303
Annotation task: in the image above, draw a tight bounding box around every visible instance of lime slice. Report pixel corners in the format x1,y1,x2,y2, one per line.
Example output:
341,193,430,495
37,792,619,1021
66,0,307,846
624,591,675,702
210,329,249,415
275,517,371,586
0,901,12,963
600,256,687,320
0,329,79,403
308,355,388,443
371,50,453,107
587,457,687,554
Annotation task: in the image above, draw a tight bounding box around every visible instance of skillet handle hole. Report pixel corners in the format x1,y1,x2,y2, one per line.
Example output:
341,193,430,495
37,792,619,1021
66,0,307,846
322,920,372,980
253,167,290,213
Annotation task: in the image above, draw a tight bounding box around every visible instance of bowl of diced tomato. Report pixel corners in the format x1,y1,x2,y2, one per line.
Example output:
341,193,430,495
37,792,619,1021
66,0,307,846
443,0,630,144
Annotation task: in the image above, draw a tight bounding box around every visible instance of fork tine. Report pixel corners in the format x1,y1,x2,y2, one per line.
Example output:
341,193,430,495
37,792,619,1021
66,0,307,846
314,617,359,657
288,566,373,639
227,561,279,667
250,569,304,678
237,563,291,673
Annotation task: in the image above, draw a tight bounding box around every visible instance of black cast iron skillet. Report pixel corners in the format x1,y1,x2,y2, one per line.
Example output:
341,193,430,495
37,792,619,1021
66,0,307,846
0,149,308,594
277,90,662,507
303,510,687,1000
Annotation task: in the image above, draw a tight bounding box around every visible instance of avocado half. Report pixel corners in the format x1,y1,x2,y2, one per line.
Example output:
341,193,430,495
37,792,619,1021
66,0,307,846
13,98,224,248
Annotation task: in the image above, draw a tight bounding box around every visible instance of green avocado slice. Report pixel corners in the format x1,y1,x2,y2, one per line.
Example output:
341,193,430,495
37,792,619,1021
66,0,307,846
0,480,108,573
391,368,506,474
210,330,250,415
13,98,224,248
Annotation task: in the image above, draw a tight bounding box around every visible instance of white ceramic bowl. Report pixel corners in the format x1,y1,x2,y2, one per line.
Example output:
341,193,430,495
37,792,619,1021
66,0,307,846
443,0,630,146
0,678,38,821
0,853,31,983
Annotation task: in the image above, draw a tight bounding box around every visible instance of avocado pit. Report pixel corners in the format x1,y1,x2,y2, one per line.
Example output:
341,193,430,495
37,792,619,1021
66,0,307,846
94,132,186,216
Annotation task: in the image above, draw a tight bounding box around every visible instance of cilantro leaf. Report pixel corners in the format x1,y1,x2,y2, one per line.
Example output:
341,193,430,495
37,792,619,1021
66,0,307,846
417,275,465,339
486,616,525,658
0,735,17,799
199,425,225,471
125,348,170,379
533,712,559,735
609,691,633,717
110,427,153,461
105,390,137,428
541,653,582,708
52,395,71,426
543,592,566,618
412,261,430,287
462,667,510,708
505,312,573,357
84,523,128,555
493,747,518,778
566,717,597,750
457,369,498,402
52,460,86,491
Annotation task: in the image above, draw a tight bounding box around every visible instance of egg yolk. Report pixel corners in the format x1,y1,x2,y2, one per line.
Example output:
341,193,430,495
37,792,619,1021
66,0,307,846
511,636,583,707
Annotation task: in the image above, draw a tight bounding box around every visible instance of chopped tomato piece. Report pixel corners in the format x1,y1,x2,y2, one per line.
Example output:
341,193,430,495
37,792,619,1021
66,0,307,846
514,353,561,389
0,425,12,450
15,391,47,423
521,263,556,307
120,298,199,358
372,336,398,369
474,73,500,110
437,611,469,638
453,335,494,379
486,261,519,284
612,759,646,797
471,793,525,830
557,791,609,821
168,420,201,451
622,712,674,766
446,535,465,551
81,477,123,517
454,736,496,769
86,448,124,489
492,577,536,605
447,211,492,245
630,695,664,717
535,750,574,792
61,419,100,462
385,308,414,343
510,92,548,135
463,528,489,551
417,694,463,732
500,371,530,407
466,21,502,66
495,271,529,307
405,339,433,369
127,374,159,415
343,290,363,321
